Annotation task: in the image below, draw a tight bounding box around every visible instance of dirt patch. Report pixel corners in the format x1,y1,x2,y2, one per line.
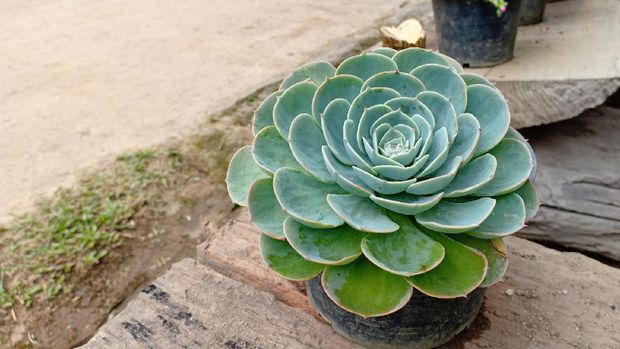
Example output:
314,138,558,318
0,85,275,349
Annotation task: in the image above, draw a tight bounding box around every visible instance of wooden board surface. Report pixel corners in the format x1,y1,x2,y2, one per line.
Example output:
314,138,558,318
80,258,362,349
82,210,620,348
195,211,619,349
521,106,620,261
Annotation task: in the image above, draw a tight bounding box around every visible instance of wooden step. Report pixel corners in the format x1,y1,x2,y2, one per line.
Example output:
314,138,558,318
522,106,620,261
196,211,620,348
79,257,361,349
82,210,620,348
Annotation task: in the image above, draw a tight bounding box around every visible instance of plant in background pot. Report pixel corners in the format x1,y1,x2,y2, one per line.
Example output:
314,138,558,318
432,0,522,67
226,48,538,349
519,0,546,26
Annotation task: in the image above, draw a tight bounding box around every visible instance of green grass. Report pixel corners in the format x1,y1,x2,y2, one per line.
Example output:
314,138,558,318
0,84,275,310
0,148,181,308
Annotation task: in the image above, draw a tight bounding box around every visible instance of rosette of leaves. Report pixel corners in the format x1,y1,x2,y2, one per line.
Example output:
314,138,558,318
226,47,538,318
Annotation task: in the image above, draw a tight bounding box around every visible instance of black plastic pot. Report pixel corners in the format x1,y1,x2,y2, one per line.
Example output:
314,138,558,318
306,276,485,349
432,0,522,67
519,0,546,25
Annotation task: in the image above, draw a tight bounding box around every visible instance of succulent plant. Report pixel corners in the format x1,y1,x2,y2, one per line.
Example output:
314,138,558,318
226,47,538,317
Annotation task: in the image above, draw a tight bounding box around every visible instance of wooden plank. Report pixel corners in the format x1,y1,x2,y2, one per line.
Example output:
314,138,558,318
442,237,620,349
495,79,620,129
521,106,620,261
198,210,315,316
80,258,362,349
197,211,620,349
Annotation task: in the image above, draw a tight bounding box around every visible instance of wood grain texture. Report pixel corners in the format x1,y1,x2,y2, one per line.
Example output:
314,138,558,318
498,79,620,129
200,211,620,349
198,210,313,314
79,258,362,349
521,106,620,260
83,212,620,348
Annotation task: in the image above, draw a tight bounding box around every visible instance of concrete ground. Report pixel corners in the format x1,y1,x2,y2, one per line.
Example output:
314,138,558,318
0,0,413,224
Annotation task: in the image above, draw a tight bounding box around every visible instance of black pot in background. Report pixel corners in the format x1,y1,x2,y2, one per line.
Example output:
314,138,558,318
432,0,522,68
519,0,546,25
306,276,486,349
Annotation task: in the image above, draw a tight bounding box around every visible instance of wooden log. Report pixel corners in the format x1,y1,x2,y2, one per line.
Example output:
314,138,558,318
520,106,620,261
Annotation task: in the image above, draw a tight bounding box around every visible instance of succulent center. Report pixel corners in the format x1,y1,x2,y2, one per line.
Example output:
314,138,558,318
383,139,407,157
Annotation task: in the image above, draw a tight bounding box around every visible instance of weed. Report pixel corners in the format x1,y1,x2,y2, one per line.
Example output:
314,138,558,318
0,148,173,308
0,84,272,311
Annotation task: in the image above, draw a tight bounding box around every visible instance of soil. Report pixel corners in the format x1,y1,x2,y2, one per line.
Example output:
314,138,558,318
0,85,264,349
0,0,413,225
4,184,226,349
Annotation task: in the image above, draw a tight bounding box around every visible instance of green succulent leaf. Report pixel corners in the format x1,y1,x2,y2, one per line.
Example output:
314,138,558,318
252,126,301,174
438,52,464,73
465,84,509,156
253,90,283,135
273,81,318,139
445,113,480,166
416,91,458,142
406,156,462,195
385,97,435,128
326,194,399,233
357,104,394,150
370,108,417,134
259,234,324,281
322,257,413,317
248,178,288,239
417,128,450,177
514,181,539,220
361,71,425,97
284,217,364,265
443,154,497,198
312,74,363,123
343,120,376,173
353,166,418,195
473,138,533,196
369,192,443,215
411,64,467,114
347,87,401,129
335,53,398,81
371,47,397,58
280,61,336,89
372,154,429,181
392,47,451,73
322,146,373,197
289,113,334,182
503,126,527,142
362,214,445,276
273,168,347,228
468,193,526,239
416,197,496,233
321,98,353,165
226,146,270,206
407,229,487,298
451,235,508,287
504,127,537,182
459,73,494,88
